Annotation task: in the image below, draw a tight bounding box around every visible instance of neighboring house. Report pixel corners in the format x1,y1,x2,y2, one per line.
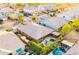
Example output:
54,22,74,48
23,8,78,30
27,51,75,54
64,44,79,55
57,10,79,22
0,31,25,54
39,14,50,19
23,4,56,15
62,31,78,47
37,4,56,11
38,17,68,31
0,7,13,20
23,6,37,14
3,20,15,30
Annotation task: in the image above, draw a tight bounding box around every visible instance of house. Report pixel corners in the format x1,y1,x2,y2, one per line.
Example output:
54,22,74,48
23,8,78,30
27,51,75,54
23,4,56,15
38,17,68,31
16,23,53,42
37,4,56,11
39,14,50,19
64,44,79,55
0,31,25,54
62,31,78,47
57,10,79,22
3,20,15,30
23,6,37,14
0,7,13,20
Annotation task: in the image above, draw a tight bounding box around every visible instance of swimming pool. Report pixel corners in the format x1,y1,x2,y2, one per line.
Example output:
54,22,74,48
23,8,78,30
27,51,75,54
52,47,66,55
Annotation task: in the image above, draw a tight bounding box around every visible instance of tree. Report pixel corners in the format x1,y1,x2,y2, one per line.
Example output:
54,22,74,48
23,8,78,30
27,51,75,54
42,38,60,54
28,38,62,55
72,18,79,30
28,3,40,7
43,42,54,54
32,15,38,22
16,3,26,8
61,24,72,35
19,13,24,25
16,3,25,6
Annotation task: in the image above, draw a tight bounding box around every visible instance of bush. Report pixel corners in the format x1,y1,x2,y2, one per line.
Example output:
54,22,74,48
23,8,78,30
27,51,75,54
28,41,44,54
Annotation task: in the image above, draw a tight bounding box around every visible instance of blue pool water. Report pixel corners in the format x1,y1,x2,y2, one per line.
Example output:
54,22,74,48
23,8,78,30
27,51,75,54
16,48,26,55
52,47,66,55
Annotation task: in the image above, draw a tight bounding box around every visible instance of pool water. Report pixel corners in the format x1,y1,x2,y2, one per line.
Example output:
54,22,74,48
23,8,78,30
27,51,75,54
52,47,66,55
16,48,26,55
